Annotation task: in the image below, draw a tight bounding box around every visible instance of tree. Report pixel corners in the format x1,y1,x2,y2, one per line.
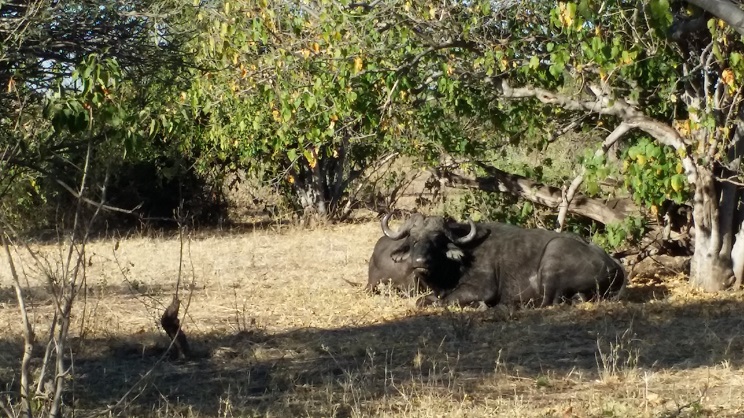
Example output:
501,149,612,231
406,0,744,291
180,0,475,219
188,0,743,291
0,0,213,229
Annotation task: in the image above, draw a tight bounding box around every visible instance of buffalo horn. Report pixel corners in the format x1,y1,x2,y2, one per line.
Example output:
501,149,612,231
381,213,411,240
453,218,477,245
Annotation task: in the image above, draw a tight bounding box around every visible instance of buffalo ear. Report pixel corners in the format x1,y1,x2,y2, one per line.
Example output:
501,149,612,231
445,243,465,261
391,248,410,263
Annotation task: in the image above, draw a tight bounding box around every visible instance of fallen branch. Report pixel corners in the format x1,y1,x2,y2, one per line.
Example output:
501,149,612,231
436,163,636,225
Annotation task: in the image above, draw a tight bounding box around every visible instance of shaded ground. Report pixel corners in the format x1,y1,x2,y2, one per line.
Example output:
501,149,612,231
1,222,743,417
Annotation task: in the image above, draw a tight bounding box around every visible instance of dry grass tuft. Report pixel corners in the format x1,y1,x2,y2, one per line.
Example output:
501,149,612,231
2,221,744,417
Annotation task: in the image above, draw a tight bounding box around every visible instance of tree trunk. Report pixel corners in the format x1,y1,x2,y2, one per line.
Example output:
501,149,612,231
689,168,736,290
292,156,328,219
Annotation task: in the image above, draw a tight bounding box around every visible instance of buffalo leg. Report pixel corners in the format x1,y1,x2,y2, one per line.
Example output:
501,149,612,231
539,281,558,307
436,283,495,308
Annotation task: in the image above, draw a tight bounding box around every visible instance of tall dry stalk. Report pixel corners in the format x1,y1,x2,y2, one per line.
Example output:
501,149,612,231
1,135,109,417
0,229,34,418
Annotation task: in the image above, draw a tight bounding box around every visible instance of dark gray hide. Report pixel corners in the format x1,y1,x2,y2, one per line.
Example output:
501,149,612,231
366,213,425,294
383,215,627,308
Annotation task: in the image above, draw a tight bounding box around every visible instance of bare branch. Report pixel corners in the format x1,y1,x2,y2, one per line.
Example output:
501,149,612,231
717,175,744,187
556,172,585,232
55,179,141,214
598,122,631,155
496,79,699,186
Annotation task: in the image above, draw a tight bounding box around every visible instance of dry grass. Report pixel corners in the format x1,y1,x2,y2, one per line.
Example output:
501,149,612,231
2,221,744,417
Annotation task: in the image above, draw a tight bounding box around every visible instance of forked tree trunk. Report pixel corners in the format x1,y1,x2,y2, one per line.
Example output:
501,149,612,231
689,168,736,290
290,141,368,221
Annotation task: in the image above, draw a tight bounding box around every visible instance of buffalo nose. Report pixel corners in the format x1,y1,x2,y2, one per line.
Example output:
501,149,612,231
413,256,427,267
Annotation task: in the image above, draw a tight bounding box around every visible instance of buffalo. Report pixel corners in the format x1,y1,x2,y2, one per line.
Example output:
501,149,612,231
380,214,627,308
366,213,425,295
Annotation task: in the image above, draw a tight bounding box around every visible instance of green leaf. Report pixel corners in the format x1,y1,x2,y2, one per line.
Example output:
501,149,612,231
480,1,491,15
529,55,540,70
732,52,742,67
304,93,316,111
649,0,672,29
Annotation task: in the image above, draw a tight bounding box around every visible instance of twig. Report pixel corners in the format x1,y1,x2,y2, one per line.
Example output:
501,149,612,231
0,397,15,418
716,175,744,187
54,178,141,214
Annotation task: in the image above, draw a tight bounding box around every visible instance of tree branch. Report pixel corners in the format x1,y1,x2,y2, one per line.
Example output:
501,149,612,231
436,163,636,225
685,0,744,37
496,79,699,185
599,122,631,155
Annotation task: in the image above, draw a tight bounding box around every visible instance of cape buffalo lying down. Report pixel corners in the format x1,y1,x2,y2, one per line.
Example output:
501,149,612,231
380,214,627,308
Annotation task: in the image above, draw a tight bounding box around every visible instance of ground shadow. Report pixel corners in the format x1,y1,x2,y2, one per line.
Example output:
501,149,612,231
0,283,169,306
2,298,744,416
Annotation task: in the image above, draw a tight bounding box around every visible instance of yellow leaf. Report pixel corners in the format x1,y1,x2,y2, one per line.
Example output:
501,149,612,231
558,2,574,27
499,57,508,71
636,155,647,166
305,150,317,169
287,174,295,184
650,205,658,216
312,42,320,54
353,56,363,73
722,68,735,87
676,162,684,174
